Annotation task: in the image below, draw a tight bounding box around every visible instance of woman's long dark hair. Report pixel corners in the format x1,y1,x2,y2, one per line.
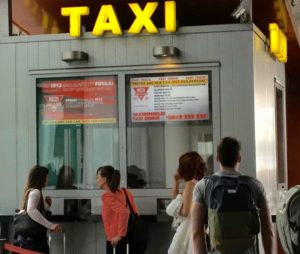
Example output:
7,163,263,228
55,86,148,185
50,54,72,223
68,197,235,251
20,165,49,210
97,165,120,193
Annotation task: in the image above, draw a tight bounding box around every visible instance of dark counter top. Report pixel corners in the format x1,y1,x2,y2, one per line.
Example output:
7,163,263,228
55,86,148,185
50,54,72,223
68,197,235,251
0,215,13,223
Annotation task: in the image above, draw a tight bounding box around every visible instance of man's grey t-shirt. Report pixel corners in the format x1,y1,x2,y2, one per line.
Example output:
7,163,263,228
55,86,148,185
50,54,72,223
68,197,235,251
193,170,268,254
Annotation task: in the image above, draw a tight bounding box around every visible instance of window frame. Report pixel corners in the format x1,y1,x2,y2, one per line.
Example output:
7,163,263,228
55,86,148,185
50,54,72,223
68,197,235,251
29,62,220,197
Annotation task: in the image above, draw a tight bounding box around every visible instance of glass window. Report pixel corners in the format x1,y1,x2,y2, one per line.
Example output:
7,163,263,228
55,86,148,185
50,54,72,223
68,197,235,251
275,85,287,186
37,76,119,189
126,72,213,189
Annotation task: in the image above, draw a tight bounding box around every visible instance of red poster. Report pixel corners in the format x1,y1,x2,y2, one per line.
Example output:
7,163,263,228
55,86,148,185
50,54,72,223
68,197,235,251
38,78,117,125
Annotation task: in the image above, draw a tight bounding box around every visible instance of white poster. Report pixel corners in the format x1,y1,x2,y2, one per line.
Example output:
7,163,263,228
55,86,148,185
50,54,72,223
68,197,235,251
131,74,210,122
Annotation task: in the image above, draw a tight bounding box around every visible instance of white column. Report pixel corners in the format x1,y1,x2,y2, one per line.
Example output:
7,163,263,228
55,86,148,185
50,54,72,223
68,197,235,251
0,0,10,37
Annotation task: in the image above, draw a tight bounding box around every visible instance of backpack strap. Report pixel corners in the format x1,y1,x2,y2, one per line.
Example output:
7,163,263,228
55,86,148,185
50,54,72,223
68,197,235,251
203,175,219,205
237,175,252,184
205,173,251,180
205,174,252,187
204,175,219,182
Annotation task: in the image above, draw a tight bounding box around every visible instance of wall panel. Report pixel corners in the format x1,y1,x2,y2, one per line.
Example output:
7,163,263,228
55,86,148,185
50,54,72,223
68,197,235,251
0,43,17,213
232,31,255,177
138,36,151,65
126,36,139,64
28,42,39,70
81,39,95,66
93,39,105,66
104,38,116,66
207,33,220,61
49,42,61,68
196,33,209,60
38,41,50,69
219,32,235,137
15,43,30,206
253,30,285,216
115,37,127,65
185,33,198,61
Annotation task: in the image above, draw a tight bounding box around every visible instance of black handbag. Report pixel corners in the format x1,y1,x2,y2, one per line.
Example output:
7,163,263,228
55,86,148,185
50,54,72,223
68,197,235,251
122,188,148,254
14,189,48,237
14,211,47,237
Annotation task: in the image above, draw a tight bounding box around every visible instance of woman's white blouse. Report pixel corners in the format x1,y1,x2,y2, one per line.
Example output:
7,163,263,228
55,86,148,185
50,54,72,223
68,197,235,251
26,189,53,229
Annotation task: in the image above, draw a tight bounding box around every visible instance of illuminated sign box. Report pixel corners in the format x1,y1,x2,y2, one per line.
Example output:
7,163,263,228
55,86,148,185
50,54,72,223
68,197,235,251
269,23,287,63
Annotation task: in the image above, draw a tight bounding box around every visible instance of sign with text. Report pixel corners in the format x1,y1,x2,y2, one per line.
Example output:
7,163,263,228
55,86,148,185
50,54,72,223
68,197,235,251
131,74,209,122
38,78,117,125
61,1,176,37
269,23,287,63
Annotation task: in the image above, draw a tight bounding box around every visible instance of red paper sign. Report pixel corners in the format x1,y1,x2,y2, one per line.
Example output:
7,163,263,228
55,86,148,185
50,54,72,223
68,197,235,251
38,78,117,125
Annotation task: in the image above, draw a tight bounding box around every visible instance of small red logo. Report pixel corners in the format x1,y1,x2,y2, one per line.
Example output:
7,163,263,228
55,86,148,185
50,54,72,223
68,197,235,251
133,87,149,100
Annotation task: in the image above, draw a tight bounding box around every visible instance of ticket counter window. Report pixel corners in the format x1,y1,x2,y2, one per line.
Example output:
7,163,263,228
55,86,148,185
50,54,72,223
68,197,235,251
275,84,287,186
37,76,119,189
126,72,213,189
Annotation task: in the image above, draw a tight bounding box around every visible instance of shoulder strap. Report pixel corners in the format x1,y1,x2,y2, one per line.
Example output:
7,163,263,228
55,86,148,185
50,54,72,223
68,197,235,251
206,174,252,186
204,175,219,182
238,174,252,183
122,188,134,214
203,175,218,196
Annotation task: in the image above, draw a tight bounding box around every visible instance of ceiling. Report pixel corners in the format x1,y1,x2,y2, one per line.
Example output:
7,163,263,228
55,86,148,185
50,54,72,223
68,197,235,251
285,0,300,77
289,0,300,40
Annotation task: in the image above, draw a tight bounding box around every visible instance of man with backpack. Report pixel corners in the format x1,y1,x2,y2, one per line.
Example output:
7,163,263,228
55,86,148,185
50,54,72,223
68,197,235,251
191,137,274,254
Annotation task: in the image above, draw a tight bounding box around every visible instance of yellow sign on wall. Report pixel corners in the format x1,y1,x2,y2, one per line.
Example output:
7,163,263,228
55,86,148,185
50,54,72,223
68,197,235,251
61,1,177,37
269,23,287,63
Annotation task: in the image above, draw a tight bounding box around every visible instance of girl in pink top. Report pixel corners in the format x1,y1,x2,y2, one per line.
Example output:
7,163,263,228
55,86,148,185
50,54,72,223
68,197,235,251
96,165,139,254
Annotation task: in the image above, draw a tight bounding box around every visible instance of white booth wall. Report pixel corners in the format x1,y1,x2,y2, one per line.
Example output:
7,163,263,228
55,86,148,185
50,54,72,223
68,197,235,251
252,29,286,215
0,23,285,253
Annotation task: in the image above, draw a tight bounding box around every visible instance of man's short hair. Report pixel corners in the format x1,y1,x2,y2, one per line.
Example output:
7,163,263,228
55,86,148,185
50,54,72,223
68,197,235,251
217,137,241,167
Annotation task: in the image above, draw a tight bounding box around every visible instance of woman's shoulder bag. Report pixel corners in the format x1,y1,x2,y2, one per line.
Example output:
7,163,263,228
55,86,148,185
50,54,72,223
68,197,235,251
14,189,47,237
122,188,148,254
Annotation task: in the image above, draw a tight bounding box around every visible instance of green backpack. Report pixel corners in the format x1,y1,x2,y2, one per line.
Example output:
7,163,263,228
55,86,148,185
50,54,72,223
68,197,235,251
276,185,300,254
205,175,260,254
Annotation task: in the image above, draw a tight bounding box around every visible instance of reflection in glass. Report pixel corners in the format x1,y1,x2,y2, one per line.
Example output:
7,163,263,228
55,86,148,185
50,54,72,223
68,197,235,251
56,165,76,189
37,76,119,189
126,72,213,189
275,85,287,185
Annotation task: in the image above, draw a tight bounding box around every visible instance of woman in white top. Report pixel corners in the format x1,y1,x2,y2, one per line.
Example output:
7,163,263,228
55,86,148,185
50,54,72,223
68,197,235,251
167,151,207,254
14,165,62,253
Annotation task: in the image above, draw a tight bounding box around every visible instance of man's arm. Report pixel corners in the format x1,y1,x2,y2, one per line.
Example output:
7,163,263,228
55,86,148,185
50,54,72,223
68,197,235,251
191,201,207,254
259,203,274,254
